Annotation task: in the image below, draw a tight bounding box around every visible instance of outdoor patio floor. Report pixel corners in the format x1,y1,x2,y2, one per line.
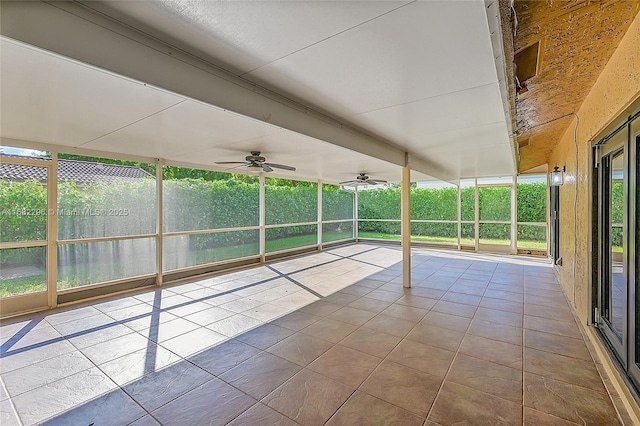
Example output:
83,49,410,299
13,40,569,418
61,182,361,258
0,244,629,425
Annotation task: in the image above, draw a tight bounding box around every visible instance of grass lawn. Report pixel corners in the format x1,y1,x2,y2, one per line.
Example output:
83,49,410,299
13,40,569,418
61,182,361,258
0,275,46,298
357,231,548,250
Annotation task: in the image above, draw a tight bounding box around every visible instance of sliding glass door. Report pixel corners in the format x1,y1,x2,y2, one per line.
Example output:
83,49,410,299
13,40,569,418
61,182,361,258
595,111,640,388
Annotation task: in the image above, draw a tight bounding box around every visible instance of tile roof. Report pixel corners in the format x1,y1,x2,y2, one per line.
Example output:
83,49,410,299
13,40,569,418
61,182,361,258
0,155,153,184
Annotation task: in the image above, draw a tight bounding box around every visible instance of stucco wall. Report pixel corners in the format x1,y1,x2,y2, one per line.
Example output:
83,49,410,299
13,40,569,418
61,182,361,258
548,12,640,322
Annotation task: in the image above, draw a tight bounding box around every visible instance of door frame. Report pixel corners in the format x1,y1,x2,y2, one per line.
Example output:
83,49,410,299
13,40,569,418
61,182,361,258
596,139,627,363
475,180,517,254
0,154,57,316
592,108,640,391
549,185,560,266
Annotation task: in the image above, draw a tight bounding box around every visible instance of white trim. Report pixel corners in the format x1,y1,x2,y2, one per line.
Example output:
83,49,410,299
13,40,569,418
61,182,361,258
401,160,411,288
475,178,480,250
265,243,319,257
0,241,47,250
317,181,323,250
321,237,355,245
156,160,164,286
1,137,157,164
410,219,457,224
57,273,157,295
163,226,260,237
0,153,52,167
58,234,157,245
265,221,318,229
259,173,266,263
354,186,359,242
457,184,462,250
511,178,517,254
162,254,261,275
322,219,354,224
47,151,58,307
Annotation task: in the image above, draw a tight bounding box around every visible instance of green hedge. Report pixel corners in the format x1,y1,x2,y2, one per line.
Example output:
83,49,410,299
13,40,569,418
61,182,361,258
164,178,259,232
517,182,546,222
58,180,156,240
266,183,317,225
0,178,357,265
479,187,510,221
1,177,551,267
358,183,548,241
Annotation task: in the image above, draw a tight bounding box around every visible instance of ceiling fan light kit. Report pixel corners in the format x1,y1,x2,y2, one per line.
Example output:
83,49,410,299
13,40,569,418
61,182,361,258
339,173,388,187
215,151,296,173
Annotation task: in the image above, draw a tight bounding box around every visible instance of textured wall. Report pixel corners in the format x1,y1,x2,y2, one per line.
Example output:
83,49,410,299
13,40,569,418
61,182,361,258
548,12,640,322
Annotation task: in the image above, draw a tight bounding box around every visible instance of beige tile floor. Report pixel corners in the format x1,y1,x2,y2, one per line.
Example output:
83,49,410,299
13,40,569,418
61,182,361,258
0,244,630,425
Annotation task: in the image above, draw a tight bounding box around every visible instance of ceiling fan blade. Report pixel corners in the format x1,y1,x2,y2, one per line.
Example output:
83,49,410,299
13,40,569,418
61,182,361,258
215,161,248,165
370,179,388,183
262,164,273,172
366,180,382,185
339,180,357,185
264,163,296,171
224,164,249,171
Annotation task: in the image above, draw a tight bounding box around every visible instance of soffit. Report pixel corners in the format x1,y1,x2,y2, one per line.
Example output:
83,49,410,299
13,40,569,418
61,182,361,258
514,0,640,171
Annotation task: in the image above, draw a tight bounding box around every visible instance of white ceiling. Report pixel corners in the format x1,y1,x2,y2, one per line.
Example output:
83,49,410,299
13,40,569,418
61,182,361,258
0,0,515,183
0,38,421,183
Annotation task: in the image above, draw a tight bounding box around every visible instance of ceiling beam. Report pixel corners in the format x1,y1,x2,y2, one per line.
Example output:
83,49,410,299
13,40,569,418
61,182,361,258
485,0,518,173
1,0,455,182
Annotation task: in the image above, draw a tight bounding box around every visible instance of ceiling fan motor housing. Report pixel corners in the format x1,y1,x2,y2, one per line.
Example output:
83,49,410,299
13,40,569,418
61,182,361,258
246,152,266,163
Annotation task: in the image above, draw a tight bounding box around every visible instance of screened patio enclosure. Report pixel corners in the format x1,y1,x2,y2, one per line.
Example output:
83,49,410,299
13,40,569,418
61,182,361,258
0,1,520,317
0,148,548,317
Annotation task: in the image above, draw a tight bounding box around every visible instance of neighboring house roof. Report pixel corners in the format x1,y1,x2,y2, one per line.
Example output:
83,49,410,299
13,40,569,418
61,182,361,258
0,155,153,184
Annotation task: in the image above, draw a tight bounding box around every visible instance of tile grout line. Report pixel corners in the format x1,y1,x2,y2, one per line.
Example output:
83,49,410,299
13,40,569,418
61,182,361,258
220,251,397,425
0,253,444,422
322,256,438,424
265,254,429,423
558,278,630,425
173,253,389,425
3,248,616,425
522,275,527,426
423,261,498,424
265,265,324,299
51,304,163,426
0,375,24,426
323,257,482,423
0,247,379,359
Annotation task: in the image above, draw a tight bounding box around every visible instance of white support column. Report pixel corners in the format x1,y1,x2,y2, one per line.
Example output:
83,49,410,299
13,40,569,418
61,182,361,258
401,157,411,288
156,160,164,286
259,173,266,263
47,151,58,308
317,181,323,250
354,186,359,242
511,177,518,254
474,178,480,251
457,183,462,251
